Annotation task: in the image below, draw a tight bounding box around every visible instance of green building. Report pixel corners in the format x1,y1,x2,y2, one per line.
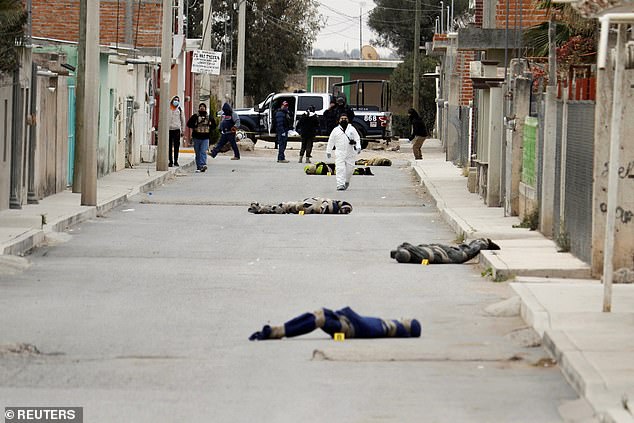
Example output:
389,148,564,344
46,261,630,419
306,58,402,101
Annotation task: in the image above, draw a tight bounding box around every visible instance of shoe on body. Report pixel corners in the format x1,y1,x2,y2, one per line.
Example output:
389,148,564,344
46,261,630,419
277,159,289,163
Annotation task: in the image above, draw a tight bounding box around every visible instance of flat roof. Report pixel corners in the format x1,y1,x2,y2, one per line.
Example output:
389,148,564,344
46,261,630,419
307,58,403,68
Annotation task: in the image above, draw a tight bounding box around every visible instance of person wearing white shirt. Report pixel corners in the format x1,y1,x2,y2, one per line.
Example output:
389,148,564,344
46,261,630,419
326,114,362,191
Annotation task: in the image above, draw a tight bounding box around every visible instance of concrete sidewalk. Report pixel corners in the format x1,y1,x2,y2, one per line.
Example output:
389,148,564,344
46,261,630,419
0,155,195,256
411,139,634,423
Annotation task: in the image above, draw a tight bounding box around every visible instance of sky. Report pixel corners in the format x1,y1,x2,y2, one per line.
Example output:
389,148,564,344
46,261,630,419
312,0,395,57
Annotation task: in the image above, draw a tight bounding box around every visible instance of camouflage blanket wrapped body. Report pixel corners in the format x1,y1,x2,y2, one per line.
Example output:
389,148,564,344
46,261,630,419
304,162,373,176
248,197,352,214
355,157,392,166
390,238,500,264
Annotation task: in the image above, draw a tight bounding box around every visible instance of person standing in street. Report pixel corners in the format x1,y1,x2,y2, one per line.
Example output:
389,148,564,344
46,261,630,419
326,113,362,191
297,105,319,163
168,95,185,167
275,101,292,163
334,95,355,122
210,102,241,161
408,108,429,160
323,99,338,135
187,103,216,172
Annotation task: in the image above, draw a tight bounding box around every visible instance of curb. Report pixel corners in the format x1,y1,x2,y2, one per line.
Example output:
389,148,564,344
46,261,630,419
509,283,551,336
1,163,192,257
542,330,634,423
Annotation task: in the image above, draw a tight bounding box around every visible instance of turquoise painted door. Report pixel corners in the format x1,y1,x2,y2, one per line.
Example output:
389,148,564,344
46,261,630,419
67,85,76,186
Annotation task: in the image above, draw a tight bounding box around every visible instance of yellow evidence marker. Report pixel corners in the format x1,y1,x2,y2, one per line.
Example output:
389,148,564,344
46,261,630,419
334,333,345,341
299,211,305,215
421,259,429,265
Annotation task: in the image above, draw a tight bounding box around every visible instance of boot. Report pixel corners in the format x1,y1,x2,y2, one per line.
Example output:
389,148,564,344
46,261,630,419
298,156,303,163
305,157,311,163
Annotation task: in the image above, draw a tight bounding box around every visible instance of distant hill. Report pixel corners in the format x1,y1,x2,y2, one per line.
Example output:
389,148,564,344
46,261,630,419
311,48,399,60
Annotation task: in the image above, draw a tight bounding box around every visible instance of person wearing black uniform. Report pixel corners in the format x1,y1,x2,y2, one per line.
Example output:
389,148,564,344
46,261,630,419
297,106,320,163
408,108,430,160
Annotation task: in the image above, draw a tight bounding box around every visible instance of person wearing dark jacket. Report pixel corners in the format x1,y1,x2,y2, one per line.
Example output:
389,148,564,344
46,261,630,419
297,106,319,163
210,102,241,160
323,99,338,135
274,101,292,163
408,108,429,160
186,103,216,172
249,307,421,341
334,95,355,123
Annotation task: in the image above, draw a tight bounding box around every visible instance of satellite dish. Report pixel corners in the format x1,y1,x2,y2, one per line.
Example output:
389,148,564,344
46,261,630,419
361,45,380,60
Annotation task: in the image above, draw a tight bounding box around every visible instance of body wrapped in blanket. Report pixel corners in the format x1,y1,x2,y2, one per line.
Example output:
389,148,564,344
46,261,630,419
248,197,352,214
390,238,500,264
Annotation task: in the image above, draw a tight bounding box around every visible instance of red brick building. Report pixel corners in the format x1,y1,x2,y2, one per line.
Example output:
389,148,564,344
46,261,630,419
31,0,163,48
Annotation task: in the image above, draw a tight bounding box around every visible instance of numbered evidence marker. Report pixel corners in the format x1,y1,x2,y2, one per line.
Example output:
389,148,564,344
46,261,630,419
334,333,345,341
327,172,332,176
299,210,305,215
421,259,429,266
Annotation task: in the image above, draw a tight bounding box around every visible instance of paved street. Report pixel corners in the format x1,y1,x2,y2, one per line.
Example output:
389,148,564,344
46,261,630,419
0,145,578,422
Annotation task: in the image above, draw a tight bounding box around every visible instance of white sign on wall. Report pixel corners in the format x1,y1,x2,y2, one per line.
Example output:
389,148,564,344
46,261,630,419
191,50,222,75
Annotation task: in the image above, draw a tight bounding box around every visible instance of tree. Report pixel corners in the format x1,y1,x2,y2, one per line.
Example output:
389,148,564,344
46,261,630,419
391,53,438,129
188,0,322,101
0,0,27,76
368,0,468,56
524,0,598,74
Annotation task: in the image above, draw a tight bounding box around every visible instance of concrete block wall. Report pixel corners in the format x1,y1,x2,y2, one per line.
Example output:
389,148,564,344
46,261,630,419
31,0,163,48
0,77,13,211
591,50,634,276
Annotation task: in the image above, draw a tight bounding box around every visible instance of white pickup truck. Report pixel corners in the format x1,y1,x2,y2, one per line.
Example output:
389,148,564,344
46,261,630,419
234,81,392,149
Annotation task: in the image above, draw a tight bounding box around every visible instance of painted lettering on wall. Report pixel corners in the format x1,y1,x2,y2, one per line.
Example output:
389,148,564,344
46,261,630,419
601,160,634,179
600,203,633,224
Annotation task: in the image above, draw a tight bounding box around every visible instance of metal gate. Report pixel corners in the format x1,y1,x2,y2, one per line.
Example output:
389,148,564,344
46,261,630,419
563,101,595,263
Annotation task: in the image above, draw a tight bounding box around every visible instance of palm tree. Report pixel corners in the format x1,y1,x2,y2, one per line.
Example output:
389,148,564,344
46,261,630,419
0,0,28,76
523,1,597,57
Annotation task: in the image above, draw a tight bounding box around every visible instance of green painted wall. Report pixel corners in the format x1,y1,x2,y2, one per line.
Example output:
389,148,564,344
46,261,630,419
306,65,394,98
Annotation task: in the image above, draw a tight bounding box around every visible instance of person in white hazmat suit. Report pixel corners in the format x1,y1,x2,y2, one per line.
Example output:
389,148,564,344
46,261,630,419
326,114,362,190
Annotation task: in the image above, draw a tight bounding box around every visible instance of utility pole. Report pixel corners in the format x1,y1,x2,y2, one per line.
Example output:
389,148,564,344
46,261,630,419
602,23,626,313
201,0,212,102
235,0,246,107
539,16,557,236
77,0,99,205
157,0,172,171
73,0,86,193
359,4,363,59
412,0,421,109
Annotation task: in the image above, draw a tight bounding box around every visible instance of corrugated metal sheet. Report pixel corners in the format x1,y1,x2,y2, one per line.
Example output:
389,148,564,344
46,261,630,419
564,102,595,263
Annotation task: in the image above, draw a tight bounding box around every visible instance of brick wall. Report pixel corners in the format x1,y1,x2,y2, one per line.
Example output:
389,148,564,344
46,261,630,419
474,0,483,28
495,0,549,29
31,0,163,48
456,50,476,105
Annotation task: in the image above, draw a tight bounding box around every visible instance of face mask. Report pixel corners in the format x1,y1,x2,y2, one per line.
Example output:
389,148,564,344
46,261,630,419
340,121,348,130
172,100,179,106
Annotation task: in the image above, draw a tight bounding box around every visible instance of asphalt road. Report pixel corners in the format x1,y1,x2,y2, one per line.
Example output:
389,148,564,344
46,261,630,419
0,144,578,422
